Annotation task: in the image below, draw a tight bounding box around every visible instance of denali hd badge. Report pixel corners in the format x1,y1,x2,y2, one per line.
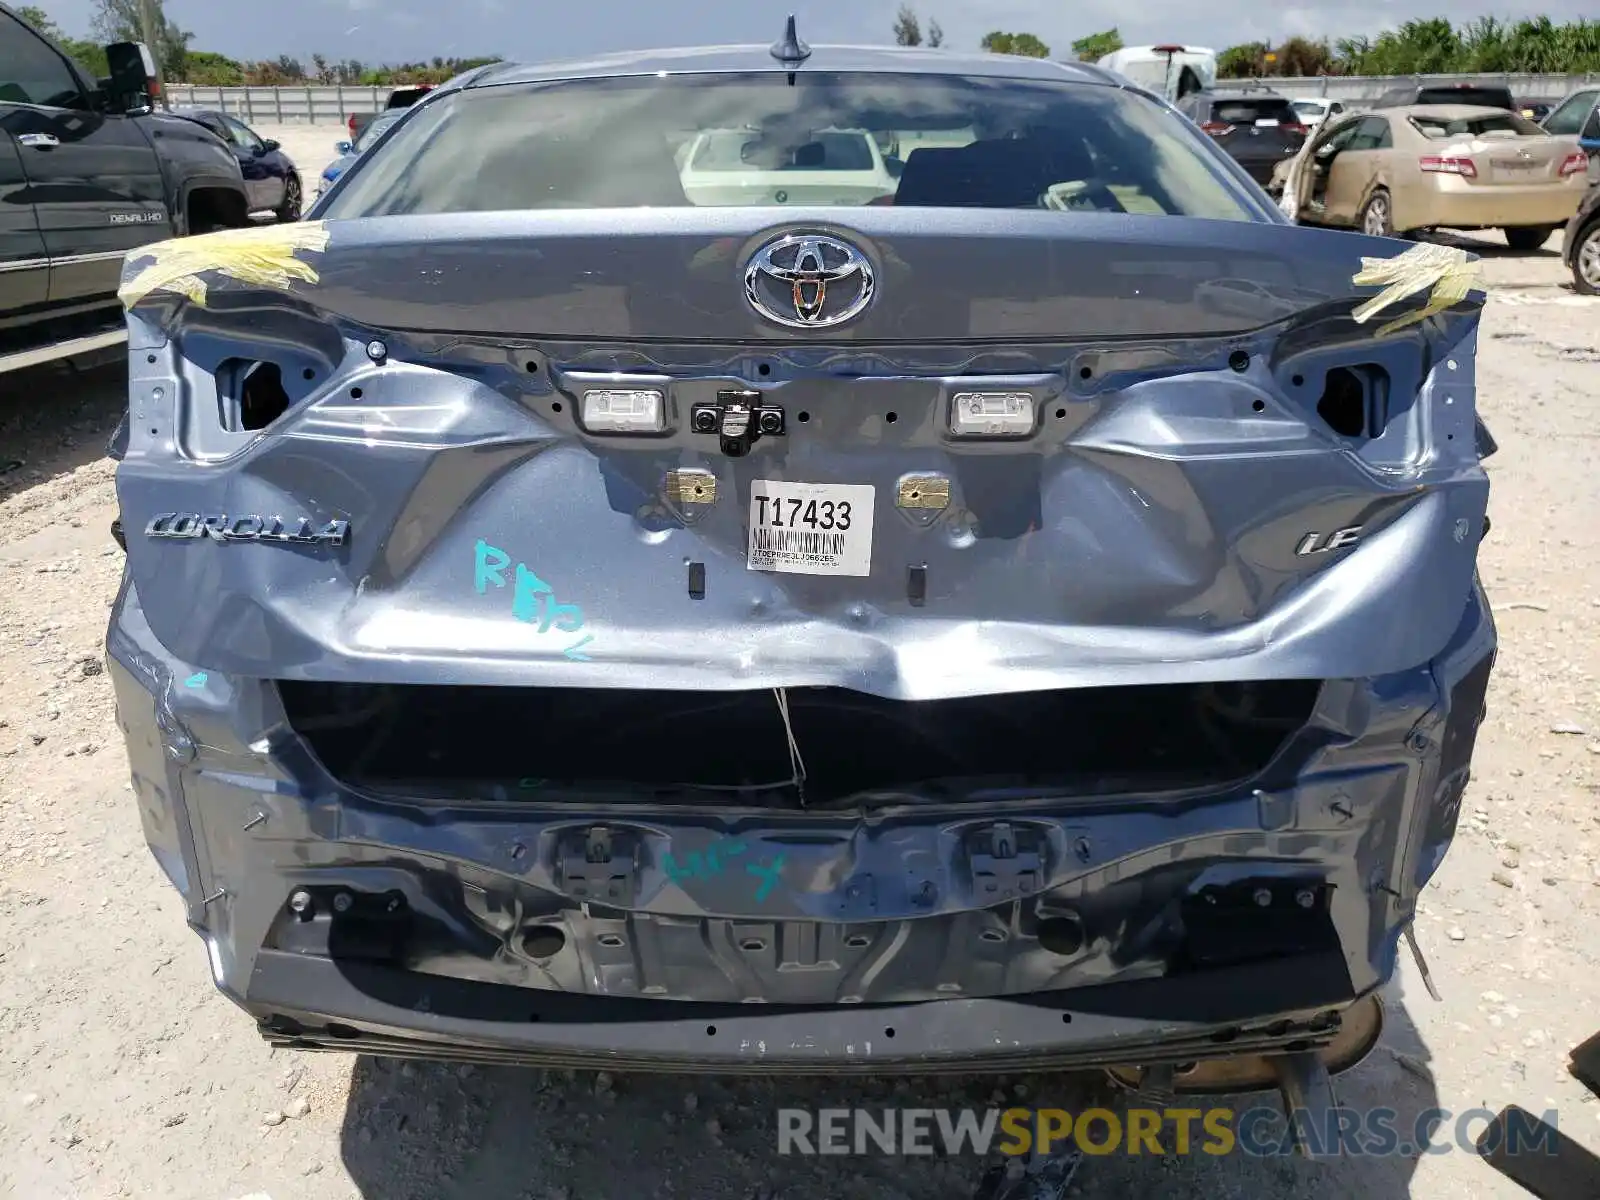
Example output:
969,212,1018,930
145,513,349,546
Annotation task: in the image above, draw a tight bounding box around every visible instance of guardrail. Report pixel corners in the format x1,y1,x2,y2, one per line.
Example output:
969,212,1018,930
163,72,1600,124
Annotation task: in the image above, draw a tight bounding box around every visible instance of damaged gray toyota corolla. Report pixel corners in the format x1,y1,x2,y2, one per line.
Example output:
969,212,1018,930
106,36,1496,1103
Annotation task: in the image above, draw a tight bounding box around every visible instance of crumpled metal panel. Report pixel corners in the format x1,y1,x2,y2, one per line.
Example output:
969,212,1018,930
112,213,1488,699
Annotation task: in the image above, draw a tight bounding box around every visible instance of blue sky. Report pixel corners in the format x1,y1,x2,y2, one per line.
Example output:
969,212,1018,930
31,0,1600,67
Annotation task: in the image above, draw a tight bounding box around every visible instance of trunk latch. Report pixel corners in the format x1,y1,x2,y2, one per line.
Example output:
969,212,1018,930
692,389,785,458
557,826,638,905
967,821,1045,902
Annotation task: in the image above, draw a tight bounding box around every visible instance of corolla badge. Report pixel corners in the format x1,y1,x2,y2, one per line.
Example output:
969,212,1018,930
743,232,875,328
145,513,349,546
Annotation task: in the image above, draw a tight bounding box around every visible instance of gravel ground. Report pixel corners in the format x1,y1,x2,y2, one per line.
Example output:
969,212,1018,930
1,128,1598,1199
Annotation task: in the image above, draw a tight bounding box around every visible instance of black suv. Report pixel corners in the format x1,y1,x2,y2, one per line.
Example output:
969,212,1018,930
1371,82,1516,111
0,3,250,374
1175,87,1309,188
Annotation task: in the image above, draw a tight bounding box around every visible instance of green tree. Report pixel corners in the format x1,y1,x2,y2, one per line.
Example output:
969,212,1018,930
1217,42,1268,78
892,5,922,47
981,31,1050,58
1071,28,1122,62
90,0,192,80
183,51,244,85
17,5,109,76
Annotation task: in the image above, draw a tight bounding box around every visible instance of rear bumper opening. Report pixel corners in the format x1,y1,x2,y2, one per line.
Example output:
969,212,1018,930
276,678,1322,805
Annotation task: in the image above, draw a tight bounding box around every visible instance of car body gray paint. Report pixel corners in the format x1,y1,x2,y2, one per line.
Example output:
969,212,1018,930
107,43,1498,1067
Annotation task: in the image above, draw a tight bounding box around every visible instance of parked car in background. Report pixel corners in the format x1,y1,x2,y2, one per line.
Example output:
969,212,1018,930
1371,82,1515,111
1563,182,1600,293
1291,97,1347,131
1540,86,1600,170
1174,87,1308,187
677,127,897,205
171,107,302,220
317,107,409,198
346,84,433,143
1095,44,1215,102
0,5,250,374
1276,105,1587,248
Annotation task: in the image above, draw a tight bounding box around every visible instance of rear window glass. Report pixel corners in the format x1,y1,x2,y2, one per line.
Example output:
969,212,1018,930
1542,90,1598,136
1411,112,1545,139
323,72,1258,222
1414,87,1513,109
1210,99,1296,125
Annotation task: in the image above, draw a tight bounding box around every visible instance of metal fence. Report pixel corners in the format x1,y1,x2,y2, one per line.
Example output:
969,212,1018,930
163,72,1600,124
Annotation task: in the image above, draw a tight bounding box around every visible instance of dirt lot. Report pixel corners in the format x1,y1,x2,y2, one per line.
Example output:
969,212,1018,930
1,127,1598,1199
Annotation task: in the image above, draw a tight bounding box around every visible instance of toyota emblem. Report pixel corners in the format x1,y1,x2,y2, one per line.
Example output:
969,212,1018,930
743,232,876,329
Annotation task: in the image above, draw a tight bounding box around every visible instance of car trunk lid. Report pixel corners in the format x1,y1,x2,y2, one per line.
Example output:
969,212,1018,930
114,210,1488,699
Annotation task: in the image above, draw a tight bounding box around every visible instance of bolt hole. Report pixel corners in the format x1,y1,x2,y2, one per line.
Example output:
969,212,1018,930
884,1027,896,1039
149,427,158,436
739,938,766,952
1252,399,1265,412
597,933,624,947
303,367,315,380
705,1024,717,1036
757,362,771,376
909,491,920,501
1055,407,1066,419
844,934,870,948
979,928,1006,943
525,360,540,373
349,386,363,399
146,354,156,364
797,411,810,423
1446,432,1453,440
1078,365,1092,380
885,411,898,424
1228,350,1251,372
1061,1012,1073,1024
1291,373,1305,387
551,401,563,413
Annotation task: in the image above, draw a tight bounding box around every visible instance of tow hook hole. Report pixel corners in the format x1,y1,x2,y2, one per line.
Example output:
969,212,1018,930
739,937,767,952
1229,350,1251,373
797,411,810,423
521,925,566,959
1252,399,1265,412
705,1024,717,1036
597,933,624,948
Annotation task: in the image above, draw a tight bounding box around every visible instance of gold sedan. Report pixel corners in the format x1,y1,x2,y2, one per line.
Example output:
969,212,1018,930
1274,104,1589,249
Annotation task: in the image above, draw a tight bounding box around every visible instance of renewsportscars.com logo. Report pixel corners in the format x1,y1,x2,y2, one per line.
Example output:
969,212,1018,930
776,1106,1564,1159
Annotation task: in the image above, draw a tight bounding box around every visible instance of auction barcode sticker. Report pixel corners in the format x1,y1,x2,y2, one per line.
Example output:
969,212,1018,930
747,480,875,576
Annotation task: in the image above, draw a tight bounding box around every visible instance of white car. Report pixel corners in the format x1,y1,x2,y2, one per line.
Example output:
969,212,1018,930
678,128,896,206
1291,98,1348,131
